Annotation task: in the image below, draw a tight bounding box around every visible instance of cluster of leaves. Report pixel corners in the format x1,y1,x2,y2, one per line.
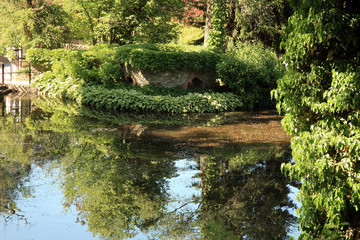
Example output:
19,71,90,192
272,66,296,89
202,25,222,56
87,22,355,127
28,43,220,78
273,0,360,238
0,0,185,52
28,43,243,113
32,96,236,126
59,0,184,45
217,42,284,109
27,48,70,70
28,44,122,85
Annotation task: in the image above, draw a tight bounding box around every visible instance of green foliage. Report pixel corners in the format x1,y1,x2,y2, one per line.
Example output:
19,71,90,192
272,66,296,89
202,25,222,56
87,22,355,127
59,0,184,45
225,0,291,52
28,43,220,78
32,96,237,127
27,48,70,70
29,44,242,113
28,44,122,85
273,0,360,238
174,25,204,45
206,0,227,49
32,73,242,113
217,42,284,109
0,0,69,53
116,43,221,73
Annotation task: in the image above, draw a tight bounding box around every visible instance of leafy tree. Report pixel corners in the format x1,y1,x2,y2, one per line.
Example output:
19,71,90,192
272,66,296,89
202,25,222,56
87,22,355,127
59,0,185,45
273,0,360,238
0,0,69,54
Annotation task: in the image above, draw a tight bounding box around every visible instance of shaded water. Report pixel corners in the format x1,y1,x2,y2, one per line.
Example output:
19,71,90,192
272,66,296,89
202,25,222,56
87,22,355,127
0,94,300,240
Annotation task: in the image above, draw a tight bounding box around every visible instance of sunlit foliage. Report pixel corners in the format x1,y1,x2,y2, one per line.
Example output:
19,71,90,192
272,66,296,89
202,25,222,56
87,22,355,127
273,0,360,238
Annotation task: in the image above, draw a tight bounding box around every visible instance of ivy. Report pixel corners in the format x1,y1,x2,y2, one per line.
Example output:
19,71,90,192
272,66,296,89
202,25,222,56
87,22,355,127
116,43,221,73
206,0,227,49
32,73,243,113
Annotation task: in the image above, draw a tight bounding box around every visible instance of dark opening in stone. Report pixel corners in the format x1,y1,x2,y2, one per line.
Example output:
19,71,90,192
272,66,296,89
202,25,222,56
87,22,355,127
185,77,204,89
125,75,137,86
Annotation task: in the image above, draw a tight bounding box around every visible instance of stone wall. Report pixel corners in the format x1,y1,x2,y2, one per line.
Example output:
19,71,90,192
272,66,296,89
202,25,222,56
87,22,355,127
124,65,218,89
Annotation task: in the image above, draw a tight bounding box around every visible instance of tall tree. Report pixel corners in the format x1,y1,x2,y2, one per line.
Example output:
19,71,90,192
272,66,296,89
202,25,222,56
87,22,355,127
273,0,360,238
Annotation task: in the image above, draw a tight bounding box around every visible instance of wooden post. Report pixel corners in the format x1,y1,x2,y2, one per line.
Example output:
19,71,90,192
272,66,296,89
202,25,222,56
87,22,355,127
1,63,4,84
29,64,31,84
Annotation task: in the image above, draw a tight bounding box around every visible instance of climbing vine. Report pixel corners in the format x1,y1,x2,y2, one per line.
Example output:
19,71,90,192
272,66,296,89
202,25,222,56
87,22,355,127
206,0,227,49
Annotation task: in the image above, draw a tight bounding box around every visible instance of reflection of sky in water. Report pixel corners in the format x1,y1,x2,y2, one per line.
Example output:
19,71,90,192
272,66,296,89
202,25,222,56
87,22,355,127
288,185,301,237
167,158,201,212
1,164,96,240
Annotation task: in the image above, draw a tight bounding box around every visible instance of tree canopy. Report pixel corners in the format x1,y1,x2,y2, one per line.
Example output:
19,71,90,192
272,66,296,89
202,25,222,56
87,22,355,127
0,0,69,54
0,0,185,53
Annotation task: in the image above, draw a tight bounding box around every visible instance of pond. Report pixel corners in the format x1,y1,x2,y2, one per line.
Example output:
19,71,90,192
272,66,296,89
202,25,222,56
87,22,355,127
0,93,300,240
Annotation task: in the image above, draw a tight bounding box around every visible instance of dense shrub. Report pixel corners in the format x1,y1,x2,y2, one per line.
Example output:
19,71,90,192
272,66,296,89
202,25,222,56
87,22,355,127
28,45,122,86
273,0,360,238
116,43,221,73
32,73,243,113
216,43,284,109
27,48,70,71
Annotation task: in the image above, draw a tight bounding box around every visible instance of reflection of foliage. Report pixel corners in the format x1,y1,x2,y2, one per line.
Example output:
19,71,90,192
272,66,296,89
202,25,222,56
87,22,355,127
199,146,297,240
0,112,71,221
0,115,33,220
61,133,177,239
1,95,297,239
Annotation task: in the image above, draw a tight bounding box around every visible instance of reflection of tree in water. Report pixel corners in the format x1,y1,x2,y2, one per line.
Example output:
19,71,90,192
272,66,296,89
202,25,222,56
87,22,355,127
0,114,71,222
61,133,178,239
199,146,298,240
3,96,298,239
0,115,34,222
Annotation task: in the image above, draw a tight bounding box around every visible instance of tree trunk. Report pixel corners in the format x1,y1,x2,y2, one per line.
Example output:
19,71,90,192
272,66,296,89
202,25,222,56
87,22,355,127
204,0,212,46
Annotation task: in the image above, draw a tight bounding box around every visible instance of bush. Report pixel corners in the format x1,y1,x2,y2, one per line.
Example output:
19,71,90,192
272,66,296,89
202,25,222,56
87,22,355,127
32,73,243,113
28,44,220,85
28,44,122,86
27,48,70,71
216,43,284,109
115,43,220,73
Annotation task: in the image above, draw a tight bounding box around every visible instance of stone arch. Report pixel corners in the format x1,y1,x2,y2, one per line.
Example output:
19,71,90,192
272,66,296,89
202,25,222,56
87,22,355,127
125,75,137,86
184,76,205,89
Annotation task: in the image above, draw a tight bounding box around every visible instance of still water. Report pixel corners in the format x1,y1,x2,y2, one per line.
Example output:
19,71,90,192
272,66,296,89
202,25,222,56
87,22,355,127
0,93,300,240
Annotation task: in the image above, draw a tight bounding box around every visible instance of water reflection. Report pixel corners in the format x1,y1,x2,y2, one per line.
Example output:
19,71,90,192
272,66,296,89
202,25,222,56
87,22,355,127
0,94,299,239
